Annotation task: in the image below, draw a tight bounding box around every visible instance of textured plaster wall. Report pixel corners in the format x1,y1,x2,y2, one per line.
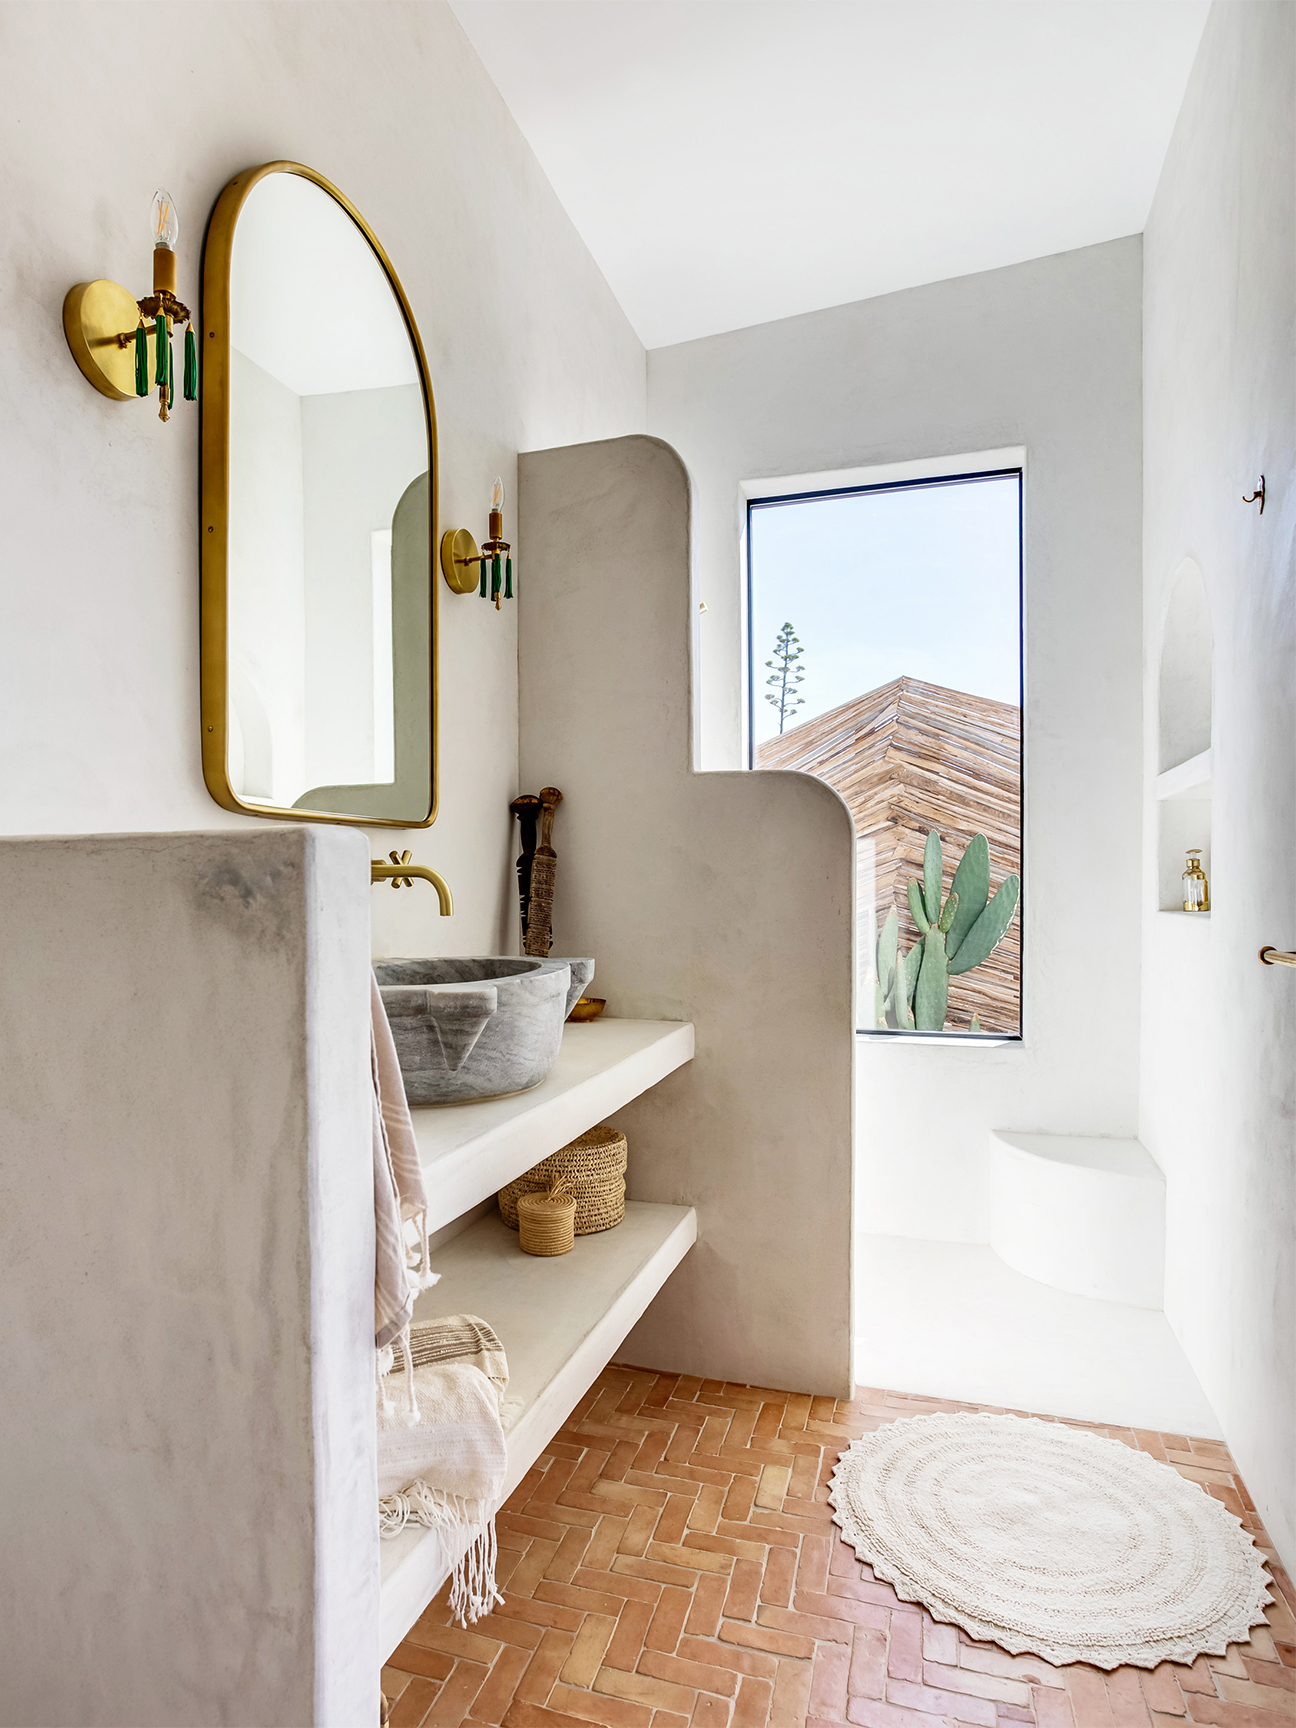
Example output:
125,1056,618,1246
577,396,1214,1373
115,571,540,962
519,436,855,1395
648,242,1145,1241
0,0,645,958
0,827,375,1726
1140,0,1295,1571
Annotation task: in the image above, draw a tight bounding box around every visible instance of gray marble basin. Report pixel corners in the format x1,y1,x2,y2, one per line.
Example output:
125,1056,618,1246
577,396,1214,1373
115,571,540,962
375,956,594,1104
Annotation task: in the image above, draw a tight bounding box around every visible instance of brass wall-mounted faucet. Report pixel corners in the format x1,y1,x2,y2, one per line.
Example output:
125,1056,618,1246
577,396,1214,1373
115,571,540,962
370,850,453,916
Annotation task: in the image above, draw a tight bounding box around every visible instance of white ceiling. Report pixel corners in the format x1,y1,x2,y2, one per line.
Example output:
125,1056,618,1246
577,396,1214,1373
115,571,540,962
449,0,1209,349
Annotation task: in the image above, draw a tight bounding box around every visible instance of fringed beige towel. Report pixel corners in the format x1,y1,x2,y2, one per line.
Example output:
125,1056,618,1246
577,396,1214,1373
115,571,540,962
371,973,438,1359
378,1316,509,1626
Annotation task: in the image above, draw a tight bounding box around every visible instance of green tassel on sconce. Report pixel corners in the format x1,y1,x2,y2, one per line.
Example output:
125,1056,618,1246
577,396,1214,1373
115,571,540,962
504,555,513,600
168,330,176,407
183,325,197,401
479,556,488,598
134,324,148,396
155,319,168,387
491,553,501,603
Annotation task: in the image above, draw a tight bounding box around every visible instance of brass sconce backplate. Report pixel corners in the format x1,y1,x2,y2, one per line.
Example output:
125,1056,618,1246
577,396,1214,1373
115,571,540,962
440,526,483,594
63,279,156,401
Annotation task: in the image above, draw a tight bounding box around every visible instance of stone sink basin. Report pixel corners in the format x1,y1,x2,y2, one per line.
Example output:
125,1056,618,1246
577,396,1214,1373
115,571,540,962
375,956,595,1105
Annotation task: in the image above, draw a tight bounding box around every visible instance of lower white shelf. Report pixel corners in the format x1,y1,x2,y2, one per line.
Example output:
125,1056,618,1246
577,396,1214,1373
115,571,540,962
378,1200,698,1661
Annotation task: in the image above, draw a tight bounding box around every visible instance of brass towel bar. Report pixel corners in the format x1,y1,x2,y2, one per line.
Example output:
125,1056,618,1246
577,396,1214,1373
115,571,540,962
1259,946,1296,968
370,850,453,916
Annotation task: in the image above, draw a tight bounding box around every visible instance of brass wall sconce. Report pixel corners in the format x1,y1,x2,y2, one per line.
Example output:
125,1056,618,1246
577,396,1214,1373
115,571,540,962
63,189,197,422
440,476,514,609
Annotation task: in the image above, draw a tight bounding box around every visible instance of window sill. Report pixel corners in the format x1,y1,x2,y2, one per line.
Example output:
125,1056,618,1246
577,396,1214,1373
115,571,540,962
856,1029,1020,1047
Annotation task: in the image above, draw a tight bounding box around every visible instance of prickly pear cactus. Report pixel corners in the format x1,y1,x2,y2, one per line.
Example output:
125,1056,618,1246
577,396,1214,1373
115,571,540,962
873,830,1020,1031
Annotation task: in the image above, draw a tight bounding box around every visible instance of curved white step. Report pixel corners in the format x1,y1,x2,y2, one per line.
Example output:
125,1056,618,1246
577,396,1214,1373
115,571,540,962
988,1131,1165,1309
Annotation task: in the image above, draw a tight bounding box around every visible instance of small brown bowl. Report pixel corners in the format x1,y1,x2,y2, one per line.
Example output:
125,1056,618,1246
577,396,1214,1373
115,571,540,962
567,996,606,1023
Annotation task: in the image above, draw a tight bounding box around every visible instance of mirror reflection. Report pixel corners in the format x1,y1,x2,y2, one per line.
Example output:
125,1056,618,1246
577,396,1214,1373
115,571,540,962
225,170,432,822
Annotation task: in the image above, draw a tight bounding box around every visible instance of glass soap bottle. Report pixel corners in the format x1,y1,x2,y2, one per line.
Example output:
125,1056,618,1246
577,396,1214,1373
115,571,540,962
1182,849,1210,912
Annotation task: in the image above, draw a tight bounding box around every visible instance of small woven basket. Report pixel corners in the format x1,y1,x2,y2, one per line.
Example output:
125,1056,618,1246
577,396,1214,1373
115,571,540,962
500,1124,627,1236
517,1182,577,1257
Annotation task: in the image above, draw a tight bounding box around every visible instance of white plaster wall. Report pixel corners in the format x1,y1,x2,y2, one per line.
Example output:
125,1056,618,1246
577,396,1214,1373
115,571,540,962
1141,0,1295,1570
648,242,1144,1240
519,436,855,1395
0,0,645,959
0,826,375,1726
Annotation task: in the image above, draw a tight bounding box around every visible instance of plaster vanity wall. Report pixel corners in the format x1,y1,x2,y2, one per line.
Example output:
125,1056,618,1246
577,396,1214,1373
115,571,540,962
0,0,646,958
0,826,375,1726
647,240,1145,1241
1140,0,1295,1570
518,435,855,1396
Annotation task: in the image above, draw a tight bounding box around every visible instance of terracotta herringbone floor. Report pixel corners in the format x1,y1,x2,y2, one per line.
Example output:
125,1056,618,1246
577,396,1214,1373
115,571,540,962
382,1368,1296,1728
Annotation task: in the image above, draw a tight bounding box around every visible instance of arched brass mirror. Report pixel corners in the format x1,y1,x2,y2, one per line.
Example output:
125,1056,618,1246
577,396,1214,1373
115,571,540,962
201,162,437,825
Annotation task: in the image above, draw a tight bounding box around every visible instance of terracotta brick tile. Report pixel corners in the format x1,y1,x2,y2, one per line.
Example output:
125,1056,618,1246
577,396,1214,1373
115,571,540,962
640,1375,681,1410
921,1620,959,1666
722,1475,760,1525
1215,1674,1296,1714
653,1713,691,1728
999,1708,1034,1724
725,1408,761,1453
509,1539,563,1600
603,1441,648,1484
622,1506,666,1558
756,1465,793,1509
1278,1647,1296,1670
687,1577,730,1639
694,1415,735,1458
532,1458,581,1506
678,1637,779,1681
590,1568,665,1606
723,1560,765,1622
783,1395,813,1431
886,1677,996,1725
517,1631,577,1707
719,1618,816,1661
1268,1599,1296,1645
798,1537,833,1596
758,1604,853,1645
505,1512,582,1546
546,1525,595,1585
759,1547,798,1609
791,1452,823,1502
594,1664,697,1716
848,1628,887,1700
383,1665,414,1704
391,1642,459,1682
684,1532,767,1564
472,1648,536,1724
689,1485,727,1534
653,1497,694,1548
753,1403,786,1442
1034,1684,1079,1728
391,1676,441,1728
616,1557,713,1592
597,1480,673,1512
1206,1484,1248,1519
830,1542,863,1581
1174,1658,1221,1696
689,1692,731,1728
812,1641,854,1720
634,1431,674,1474
955,1642,1063,1688
605,1600,659,1671
770,1657,815,1728
1102,1667,1152,1728
503,1699,598,1728
645,1586,694,1655
547,1686,653,1728
511,1468,550,1510
1179,1698,1296,1728
406,1623,503,1665
847,1697,958,1728
631,1470,704,1502
1066,1668,1116,1728
886,1610,923,1682
1206,1648,1250,1680
427,1659,491,1724
732,1676,775,1728
920,1661,1031,1708
1243,1661,1295,1693
472,1615,547,1653
536,1581,628,1620
642,1546,735,1579
561,1615,619,1688
494,1597,586,1634
640,1649,740,1699
717,1518,800,1551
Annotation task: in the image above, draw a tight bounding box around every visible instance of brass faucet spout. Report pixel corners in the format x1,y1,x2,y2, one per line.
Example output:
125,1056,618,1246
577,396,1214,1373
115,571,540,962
370,851,453,916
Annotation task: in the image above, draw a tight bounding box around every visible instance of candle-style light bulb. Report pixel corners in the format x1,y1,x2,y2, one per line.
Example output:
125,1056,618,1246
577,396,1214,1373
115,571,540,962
490,476,505,514
151,188,179,251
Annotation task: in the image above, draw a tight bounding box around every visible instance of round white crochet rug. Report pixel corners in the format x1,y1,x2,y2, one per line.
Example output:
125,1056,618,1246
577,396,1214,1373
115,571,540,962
829,1412,1272,1670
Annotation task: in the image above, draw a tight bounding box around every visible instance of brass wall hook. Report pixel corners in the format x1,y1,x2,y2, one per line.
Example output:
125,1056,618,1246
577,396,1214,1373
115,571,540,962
1243,477,1265,513
370,850,453,915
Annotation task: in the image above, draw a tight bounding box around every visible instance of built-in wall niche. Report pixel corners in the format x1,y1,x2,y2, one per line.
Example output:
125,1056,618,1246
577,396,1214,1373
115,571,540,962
1156,559,1212,914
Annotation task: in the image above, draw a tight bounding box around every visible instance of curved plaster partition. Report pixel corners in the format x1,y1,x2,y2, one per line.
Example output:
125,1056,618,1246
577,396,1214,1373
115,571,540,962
518,436,855,1396
988,1130,1166,1309
1156,559,1213,911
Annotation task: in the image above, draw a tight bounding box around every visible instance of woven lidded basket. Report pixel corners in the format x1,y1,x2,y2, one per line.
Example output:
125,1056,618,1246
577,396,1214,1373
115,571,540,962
499,1124,627,1235
517,1186,576,1257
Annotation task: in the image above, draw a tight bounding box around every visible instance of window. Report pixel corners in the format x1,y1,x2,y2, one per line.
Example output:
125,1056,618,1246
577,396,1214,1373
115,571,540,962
748,467,1023,1038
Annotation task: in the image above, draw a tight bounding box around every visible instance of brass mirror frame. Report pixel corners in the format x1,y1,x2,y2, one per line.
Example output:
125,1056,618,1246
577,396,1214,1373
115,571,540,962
199,160,438,827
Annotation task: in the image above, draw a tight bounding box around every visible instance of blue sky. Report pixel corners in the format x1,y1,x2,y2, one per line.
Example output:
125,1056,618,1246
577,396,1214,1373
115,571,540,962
750,474,1021,746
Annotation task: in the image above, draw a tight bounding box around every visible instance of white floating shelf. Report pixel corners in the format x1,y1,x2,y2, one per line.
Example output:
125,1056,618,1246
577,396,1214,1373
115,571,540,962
411,1019,694,1231
1156,748,1212,801
379,1201,698,1661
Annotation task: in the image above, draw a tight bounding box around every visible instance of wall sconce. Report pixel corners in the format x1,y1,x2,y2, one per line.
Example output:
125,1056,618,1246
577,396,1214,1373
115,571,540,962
440,476,514,610
62,189,197,422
